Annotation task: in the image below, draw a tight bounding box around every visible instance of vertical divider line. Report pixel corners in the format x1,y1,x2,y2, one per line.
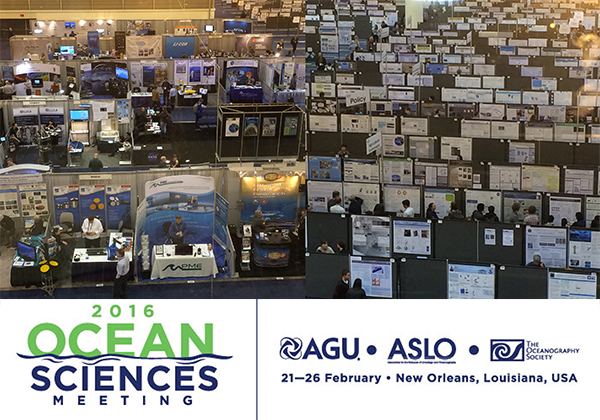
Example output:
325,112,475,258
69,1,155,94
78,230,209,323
256,299,259,420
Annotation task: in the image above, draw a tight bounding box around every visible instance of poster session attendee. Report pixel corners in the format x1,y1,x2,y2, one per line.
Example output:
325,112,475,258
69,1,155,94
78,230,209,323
82,215,103,248
168,215,187,245
158,155,169,168
332,269,351,299
113,248,130,299
7,122,21,158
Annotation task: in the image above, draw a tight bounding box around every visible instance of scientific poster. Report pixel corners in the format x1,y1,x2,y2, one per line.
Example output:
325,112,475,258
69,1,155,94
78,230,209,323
262,117,277,137
349,257,393,298
423,188,455,218
414,163,449,187
244,117,259,136
393,219,431,255
307,156,342,181
549,196,582,226
564,169,594,195
522,165,560,193
283,116,298,136
382,134,406,157
449,162,473,188
18,184,48,218
0,186,20,218
351,215,391,258
307,180,343,213
525,226,567,268
465,190,502,217
53,185,80,227
441,137,472,161
383,185,421,214
226,118,240,137
382,158,413,185
79,185,106,222
343,182,380,215
344,159,380,183
489,165,521,190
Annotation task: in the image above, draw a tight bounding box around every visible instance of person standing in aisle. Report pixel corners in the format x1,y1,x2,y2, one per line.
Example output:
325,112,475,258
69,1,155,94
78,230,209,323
113,248,131,298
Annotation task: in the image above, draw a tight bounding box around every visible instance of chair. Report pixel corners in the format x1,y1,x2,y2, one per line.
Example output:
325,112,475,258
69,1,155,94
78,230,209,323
59,212,75,240
162,222,173,244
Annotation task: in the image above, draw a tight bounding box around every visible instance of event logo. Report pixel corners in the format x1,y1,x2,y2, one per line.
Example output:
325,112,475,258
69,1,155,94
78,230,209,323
16,304,230,407
263,173,281,182
280,338,303,360
173,42,188,47
163,263,203,271
279,337,359,360
147,152,159,162
490,340,525,362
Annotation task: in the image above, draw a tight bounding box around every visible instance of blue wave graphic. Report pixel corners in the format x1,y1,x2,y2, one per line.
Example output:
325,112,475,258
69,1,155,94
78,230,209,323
17,353,232,366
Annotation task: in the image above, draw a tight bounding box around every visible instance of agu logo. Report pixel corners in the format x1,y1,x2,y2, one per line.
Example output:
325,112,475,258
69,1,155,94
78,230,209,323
490,339,525,361
280,337,302,360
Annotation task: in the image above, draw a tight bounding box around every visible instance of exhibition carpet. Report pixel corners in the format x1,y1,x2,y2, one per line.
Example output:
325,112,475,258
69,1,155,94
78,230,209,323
0,277,305,299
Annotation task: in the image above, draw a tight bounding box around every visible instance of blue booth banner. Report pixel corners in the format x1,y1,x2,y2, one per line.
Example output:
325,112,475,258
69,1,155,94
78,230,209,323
87,31,100,56
188,59,216,85
0,300,598,418
145,175,215,250
53,185,80,227
213,193,229,247
79,185,106,223
240,174,299,223
165,36,196,59
105,185,132,230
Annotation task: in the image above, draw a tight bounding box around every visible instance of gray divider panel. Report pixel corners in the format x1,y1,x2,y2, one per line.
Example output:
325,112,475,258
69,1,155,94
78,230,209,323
496,265,548,299
305,254,349,299
399,257,447,299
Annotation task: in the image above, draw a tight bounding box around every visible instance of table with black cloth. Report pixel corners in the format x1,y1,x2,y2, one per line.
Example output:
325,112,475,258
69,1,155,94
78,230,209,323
71,233,133,283
230,86,264,103
132,143,173,165
274,89,305,104
132,93,154,108
253,230,292,268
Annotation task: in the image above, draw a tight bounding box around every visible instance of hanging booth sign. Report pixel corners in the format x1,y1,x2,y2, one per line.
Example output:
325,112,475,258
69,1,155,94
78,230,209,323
105,185,132,230
53,185,80,227
126,36,163,58
164,37,196,59
235,36,273,55
87,31,100,56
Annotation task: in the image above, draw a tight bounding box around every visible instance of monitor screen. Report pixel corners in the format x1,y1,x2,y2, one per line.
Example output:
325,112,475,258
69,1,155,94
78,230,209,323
350,256,393,298
448,263,495,299
548,271,597,299
32,79,43,87
205,25,215,32
17,241,36,261
116,67,129,80
60,46,75,55
70,109,89,120
393,220,431,255
223,20,251,34
65,22,75,29
97,29,105,34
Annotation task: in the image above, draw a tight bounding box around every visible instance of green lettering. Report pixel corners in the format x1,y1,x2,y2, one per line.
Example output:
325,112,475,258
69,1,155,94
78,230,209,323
181,323,213,356
140,324,175,358
107,324,134,356
28,323,65,356
69,323,101,357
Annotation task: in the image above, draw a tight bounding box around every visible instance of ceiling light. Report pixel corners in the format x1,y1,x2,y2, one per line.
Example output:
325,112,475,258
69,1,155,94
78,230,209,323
107,20,113,25
98,20,103,25
80,20,86,26
38,21,44,27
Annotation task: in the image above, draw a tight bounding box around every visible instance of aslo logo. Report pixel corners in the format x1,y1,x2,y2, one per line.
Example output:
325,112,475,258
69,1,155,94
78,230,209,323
163,263,203,271
17,305,230,406
280,337,457,361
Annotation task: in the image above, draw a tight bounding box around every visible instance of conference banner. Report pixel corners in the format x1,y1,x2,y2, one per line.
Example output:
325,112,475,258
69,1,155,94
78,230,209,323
12,107,39,145
87,31,100,57
144,175,215,250
0,301,598,419
213,193,229,248
105,185,132,230
164,36,195,59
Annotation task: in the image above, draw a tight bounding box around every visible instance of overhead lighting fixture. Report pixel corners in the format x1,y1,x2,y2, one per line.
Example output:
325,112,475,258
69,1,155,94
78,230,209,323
98,20,103,25
549,22,556,29
80,20,86,26
50,21,56,28
107,20,113,25
38,21,44,27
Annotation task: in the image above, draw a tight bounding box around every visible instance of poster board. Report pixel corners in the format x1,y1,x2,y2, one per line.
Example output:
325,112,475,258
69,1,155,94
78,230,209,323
307,180,342,213
489,165,521,190
525,226,567,268
522,165,560,193
383,185,421,214
465,190,502,218
440,137,472,161
382,158,413,185
423,188,455,218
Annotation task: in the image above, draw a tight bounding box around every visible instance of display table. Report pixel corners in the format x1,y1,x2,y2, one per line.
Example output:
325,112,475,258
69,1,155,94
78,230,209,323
132,143,173,165
71,233,133,283
151,244,218,279
275,89,305,104
178,91,208,106
253,230,292,268
10,234,44,287
97,131,120,153
230,86,263,103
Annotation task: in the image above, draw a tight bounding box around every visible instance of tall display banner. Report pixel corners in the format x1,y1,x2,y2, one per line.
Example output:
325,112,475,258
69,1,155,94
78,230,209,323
165,36,196,59
201,59,216,85
53,185,80,227
214,193,229,248
0,185,20,218
18,183,49,219
174,60,189,86
87,31,100,56
39,107,65,143
144,175,215,249
126,36,163,58
105,185,132,230
240,174,300,223
12,108,39,145
79,185,106,222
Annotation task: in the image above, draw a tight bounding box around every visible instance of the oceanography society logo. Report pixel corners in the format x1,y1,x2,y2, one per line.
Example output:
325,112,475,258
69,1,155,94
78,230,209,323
16,304,231,407
490,339,580,362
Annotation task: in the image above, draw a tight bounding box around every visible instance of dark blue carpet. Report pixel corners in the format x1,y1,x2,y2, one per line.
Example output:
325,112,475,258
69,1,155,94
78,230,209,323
0,277,305,299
